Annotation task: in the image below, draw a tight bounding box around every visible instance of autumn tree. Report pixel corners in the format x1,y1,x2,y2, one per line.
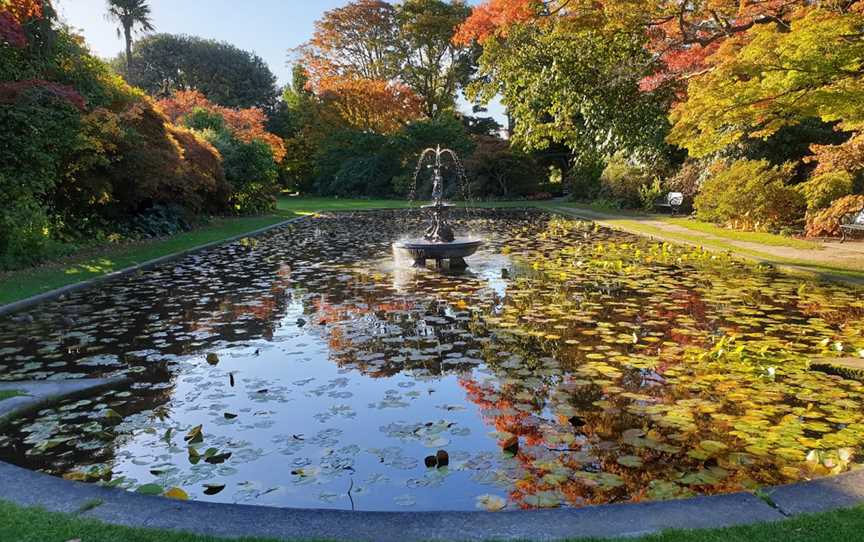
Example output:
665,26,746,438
156,89,286,162
117,33,279,110
317,77,424,134
105,0,155,74
299,0,399,83
667,8,864,158
299,0,472,118
395,0,474,117
456,1,860,92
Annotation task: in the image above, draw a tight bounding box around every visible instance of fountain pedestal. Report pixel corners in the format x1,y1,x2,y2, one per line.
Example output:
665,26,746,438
394,145,483,269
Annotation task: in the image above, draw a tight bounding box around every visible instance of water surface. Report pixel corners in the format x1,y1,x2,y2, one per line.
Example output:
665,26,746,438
1,210,863,511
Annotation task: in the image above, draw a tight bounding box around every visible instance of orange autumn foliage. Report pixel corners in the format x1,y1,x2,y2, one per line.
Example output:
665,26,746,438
316,76,424,134
457,0,833,88
300,0,398,82
452,0,540,45
0,0,43,23
156,89,286,162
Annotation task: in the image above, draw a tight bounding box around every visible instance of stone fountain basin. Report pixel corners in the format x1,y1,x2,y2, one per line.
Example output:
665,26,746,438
394,238,482,262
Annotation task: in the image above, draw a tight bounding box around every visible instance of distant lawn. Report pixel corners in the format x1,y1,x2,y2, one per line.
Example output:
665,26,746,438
0,390,24,401
1,499,863,542
276,196,412,215
661,218,822,250
0,215,287,306
275,195,558,215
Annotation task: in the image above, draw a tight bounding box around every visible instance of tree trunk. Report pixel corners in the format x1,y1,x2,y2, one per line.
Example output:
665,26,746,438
124,24,133,75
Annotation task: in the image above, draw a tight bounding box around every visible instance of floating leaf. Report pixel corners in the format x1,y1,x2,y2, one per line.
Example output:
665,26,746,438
203,483,226,495
184,425,203,444
136,483,164,496
476,494,506,512
616,455,643,468
164,487,189,500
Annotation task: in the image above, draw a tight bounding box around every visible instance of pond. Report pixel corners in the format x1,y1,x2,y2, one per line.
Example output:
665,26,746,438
1,209,863,512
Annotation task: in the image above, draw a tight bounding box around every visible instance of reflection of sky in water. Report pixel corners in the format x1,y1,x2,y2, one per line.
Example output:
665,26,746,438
110,268,515,511
2,210,864,512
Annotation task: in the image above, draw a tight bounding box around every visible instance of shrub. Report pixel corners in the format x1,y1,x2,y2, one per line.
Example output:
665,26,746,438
313,129,401,197
463,136,545,198
797,171,854,212
599,153,653,208
566,154,605,200
206,131,278,214
638,178,663,211
666,160,705,198
119,204,193,239
695,159,805,231
805,195,864,238
0,86,81,265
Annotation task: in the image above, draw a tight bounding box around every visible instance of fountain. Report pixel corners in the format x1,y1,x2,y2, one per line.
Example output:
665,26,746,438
394,145,483,269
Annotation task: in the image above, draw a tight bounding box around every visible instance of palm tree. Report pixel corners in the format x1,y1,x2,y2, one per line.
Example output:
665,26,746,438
106,0,155,75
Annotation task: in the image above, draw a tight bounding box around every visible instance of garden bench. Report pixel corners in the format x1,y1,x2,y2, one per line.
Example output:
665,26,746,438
840,210,864,243
654,192,685,216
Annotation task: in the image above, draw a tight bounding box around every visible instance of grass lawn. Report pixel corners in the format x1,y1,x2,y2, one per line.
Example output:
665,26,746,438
1,499,862,542
563,202,821,250
0,215,288,306
0,390,24,401
582,215,864,282
661,218,822,250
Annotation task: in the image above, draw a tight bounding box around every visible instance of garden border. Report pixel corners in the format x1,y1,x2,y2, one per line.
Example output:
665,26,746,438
2,208,864,541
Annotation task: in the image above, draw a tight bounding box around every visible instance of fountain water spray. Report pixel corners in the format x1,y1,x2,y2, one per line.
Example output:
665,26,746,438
395,145,482,269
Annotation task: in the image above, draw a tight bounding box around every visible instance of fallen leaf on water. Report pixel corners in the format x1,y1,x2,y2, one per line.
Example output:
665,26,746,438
164,487,189,500
476,494,506,512
204,483,226,495
184,425,203,444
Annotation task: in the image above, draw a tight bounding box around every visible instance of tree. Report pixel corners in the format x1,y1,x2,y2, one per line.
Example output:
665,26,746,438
667,8,864,159
299,0,399,83
299,0,473,118
317,76,424,134
394,0,473,117
456,1,859,92
105,0,154,74
116,33,279,110
466,16,671,164
156,89,286,162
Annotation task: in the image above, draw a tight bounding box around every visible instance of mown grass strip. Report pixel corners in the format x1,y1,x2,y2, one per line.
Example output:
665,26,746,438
1,499,863,542
0,215,288,305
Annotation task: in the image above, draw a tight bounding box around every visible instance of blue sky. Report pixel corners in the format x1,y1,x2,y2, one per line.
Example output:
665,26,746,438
55,0,505,123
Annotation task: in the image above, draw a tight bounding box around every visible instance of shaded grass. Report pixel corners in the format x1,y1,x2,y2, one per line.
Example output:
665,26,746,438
0,499,862,542
0,390,24,401
0,215,288,305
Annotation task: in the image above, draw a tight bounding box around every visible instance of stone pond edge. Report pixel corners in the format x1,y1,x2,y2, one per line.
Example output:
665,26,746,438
1,208,863,539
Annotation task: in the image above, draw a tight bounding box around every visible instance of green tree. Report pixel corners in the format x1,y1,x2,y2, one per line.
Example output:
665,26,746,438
395,0,473,117
116,33,278,110
105,0,155,74
467,17,670,165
